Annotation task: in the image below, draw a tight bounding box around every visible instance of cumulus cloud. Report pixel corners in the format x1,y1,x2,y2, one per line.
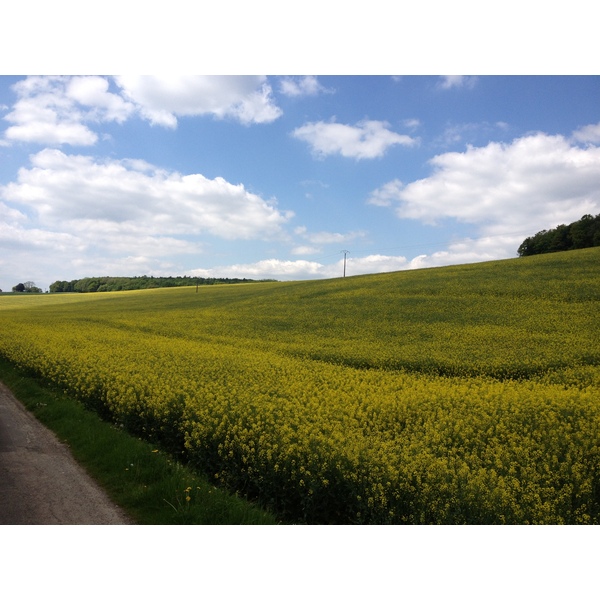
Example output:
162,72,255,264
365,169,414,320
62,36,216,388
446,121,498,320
114,75,282,127
368,131,600,264
292,119,417,159
0,149,295,288
1,76,282,146
279,76,331,97
0,200,27,225
1,149,293,240
2,76,135,145
369,132,600,230
66,76,135,123
0,220,84,254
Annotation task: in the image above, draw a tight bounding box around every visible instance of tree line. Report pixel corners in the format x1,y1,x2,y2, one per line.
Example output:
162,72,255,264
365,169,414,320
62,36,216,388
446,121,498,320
517,213,600,257
11,281,43,293
49,275,276,293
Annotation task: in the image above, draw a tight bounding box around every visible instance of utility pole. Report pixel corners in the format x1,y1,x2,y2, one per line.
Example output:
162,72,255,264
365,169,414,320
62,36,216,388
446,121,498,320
342,250,350,277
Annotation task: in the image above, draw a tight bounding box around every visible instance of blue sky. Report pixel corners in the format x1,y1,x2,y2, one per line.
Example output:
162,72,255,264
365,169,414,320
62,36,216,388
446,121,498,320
1,74,599,291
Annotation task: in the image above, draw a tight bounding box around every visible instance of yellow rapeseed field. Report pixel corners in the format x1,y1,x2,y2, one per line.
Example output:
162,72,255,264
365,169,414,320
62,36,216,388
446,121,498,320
1,248,599,523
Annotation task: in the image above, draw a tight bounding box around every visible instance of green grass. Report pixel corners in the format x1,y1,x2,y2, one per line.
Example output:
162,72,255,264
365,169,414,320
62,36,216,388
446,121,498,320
0,359,278,524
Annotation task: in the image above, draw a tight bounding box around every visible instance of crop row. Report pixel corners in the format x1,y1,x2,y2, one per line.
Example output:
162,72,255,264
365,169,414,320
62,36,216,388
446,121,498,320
1,306,599,523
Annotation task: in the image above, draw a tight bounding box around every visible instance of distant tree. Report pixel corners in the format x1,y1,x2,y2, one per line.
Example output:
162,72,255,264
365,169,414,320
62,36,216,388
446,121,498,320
11,281,42,293
50,281,69,294
570,213,600,248
548,224,572,253
518,213,600,257
518,230,550,256
24,281,42,293
48,275,277,293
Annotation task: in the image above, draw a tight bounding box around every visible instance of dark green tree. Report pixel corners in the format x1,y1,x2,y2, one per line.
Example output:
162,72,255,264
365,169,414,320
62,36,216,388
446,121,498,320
518,213,600,257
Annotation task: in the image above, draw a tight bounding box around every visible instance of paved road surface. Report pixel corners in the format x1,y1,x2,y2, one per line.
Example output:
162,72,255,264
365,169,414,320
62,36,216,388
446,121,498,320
0,381,132,525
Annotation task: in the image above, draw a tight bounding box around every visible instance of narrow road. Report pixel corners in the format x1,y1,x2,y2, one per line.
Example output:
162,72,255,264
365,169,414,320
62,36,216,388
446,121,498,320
0,381,132,525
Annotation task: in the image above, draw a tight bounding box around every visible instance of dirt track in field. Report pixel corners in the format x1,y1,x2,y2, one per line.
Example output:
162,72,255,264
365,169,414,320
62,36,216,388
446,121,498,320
0,381,132,525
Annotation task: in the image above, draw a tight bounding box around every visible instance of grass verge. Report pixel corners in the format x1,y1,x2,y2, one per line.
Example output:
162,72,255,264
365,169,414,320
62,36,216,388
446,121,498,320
0,358,278,525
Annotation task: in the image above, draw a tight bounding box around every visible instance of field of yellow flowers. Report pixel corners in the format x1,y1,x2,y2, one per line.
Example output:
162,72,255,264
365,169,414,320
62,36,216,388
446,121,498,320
1,248,599,523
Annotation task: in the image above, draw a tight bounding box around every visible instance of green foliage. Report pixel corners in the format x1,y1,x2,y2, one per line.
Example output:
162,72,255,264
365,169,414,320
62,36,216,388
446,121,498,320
49,275,276,293
518,213,600,256
11,282,42,293
2,248,600,524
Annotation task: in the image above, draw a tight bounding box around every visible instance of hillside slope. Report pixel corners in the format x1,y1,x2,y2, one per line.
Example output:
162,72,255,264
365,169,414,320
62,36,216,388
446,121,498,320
1,249,599,523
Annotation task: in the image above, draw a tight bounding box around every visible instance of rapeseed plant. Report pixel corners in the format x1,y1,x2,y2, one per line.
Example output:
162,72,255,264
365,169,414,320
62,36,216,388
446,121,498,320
1,248,599,523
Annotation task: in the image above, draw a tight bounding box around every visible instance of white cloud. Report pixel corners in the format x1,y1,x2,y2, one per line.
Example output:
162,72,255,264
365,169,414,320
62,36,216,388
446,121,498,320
1,76,282,146
0,220,84,253
343,254,409,275
368,131,600,264
189,253,413,281
279,76,330,97
5,119,98,146
292,118,417,159
405,235,519,270
75,224,202,258
402,118,421,130
228,82,283,125
366,179,404,207
2,76,135,146
114,75,282,127
572,121,600,144
0,200,27,224
0,149,295,289
438,76,477,90
0,218,91,290
66,76,134,123
1,149,293,240
370,132,600,231
190,259,325,280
